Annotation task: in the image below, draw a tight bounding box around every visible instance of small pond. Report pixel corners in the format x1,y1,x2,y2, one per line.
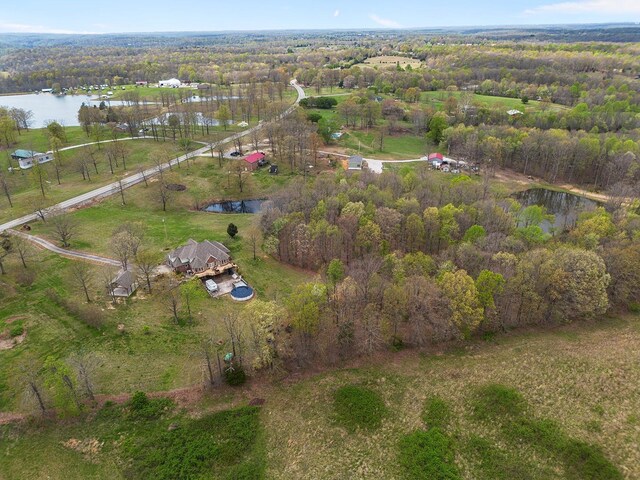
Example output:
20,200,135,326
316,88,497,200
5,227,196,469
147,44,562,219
202,199,265,214
513,188,600,232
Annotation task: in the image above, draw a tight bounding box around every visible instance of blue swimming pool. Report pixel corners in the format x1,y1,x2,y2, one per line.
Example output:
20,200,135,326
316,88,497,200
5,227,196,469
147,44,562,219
231,285,254,301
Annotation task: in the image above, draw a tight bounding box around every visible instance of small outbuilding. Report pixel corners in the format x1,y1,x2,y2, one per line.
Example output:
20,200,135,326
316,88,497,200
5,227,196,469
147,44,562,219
347,155,365,170
108,269,138,297
244,152,265,171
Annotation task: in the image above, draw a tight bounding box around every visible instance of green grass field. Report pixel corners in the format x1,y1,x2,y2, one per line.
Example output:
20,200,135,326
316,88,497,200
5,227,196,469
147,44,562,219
0,155,310,411
421,90,568,113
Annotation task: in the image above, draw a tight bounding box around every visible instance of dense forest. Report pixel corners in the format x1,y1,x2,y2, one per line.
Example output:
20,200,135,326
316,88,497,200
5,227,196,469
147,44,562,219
257,168,639,367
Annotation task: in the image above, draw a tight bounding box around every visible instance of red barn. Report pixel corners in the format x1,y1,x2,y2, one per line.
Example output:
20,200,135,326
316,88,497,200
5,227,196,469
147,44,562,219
244,152,265,171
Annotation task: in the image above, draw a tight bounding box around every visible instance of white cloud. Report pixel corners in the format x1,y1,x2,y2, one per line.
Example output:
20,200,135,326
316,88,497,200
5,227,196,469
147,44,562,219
524,0,640,15
0,23,98,34
369,13,402,28
334,9,340,17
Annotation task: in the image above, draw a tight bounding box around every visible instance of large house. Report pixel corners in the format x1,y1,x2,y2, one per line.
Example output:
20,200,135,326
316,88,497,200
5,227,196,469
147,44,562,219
11,149,53,170
166,239,235,277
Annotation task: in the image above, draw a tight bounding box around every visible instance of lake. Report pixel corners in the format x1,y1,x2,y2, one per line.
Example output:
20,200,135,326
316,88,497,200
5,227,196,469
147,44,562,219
514,188,600,232
203,199,265,214
0,93,130,127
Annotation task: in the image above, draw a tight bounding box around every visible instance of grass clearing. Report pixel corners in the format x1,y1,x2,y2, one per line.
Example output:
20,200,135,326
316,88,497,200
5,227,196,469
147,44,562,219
470,383,623,480
333,384,388,432
422,396,452,430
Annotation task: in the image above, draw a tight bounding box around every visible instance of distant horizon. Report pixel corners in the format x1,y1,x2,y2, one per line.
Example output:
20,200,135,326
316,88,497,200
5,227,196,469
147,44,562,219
0,22,638,37
1,0,639,35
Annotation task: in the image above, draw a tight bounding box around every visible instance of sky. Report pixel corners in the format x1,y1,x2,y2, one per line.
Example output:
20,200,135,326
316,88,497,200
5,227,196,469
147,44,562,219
0,0,638,34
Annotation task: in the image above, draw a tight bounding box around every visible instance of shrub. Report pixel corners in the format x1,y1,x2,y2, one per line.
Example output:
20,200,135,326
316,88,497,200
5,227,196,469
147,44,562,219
123,406,264,480
398,429,461,480
127,391,174,420
224,365,247,386
15,269,36,287
333,385,387,432
467,435,534,480
471,384,527,421
9,325,24,338
227,223,238,238
422,396,451,430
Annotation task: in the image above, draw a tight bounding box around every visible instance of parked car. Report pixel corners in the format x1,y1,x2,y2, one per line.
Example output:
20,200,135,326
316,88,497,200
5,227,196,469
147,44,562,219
205,279,218,292
257,158,268,167
230,151,242,157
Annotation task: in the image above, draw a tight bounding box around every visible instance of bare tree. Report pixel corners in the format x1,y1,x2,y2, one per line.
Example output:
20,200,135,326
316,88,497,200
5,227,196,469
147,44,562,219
115,179,126,205
136,250,158,293
51,213,78,247
110,224,143,270
19,356,47,416
12,234,31,268
70,262,92,303
0,236,12,274
0,172,13,207
68,351,98,402
157,181,171,211
104,268,117,303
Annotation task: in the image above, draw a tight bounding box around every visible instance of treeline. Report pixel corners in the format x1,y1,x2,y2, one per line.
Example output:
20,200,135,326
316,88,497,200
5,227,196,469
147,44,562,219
254,169,640,367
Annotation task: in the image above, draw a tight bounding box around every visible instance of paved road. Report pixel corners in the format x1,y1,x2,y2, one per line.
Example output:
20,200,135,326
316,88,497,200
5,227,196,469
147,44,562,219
8,229,121,266
318,150,429,173
0,80,305,234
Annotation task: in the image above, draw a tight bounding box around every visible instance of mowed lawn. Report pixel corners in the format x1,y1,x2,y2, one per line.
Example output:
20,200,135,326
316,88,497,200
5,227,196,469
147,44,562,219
0,137,186,223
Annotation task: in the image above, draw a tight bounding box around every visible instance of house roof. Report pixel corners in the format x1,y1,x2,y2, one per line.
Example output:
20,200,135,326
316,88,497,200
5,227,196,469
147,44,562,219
348,155,363,169
112,269,136,289
167,239,231,271
428,152,444,160
245,152,265,164
12,149,41,158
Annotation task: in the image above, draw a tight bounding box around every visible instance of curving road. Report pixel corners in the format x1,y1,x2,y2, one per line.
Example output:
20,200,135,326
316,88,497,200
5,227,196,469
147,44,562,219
0,80,305,234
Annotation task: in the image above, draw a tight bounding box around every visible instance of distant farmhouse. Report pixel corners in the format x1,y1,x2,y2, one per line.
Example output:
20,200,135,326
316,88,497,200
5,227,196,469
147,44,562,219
158,78,181,88
11,149,53,170
166,239,235,277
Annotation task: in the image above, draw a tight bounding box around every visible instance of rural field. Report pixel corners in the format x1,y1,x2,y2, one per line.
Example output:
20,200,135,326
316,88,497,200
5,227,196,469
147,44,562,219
1,315,638,479
0,17,639,480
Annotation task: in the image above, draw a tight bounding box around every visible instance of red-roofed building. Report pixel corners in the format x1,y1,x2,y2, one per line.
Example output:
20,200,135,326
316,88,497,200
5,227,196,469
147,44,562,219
428,152,444,161
244,152,265,170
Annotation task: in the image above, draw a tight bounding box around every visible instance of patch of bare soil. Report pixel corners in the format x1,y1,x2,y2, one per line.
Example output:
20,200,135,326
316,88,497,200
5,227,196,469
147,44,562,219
0,331,26,350
165,183,187,191
61,438,104,461
4,315,26,324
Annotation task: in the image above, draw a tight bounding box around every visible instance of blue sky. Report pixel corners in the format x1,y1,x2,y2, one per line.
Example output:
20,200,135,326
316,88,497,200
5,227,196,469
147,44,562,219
0,0,638,34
